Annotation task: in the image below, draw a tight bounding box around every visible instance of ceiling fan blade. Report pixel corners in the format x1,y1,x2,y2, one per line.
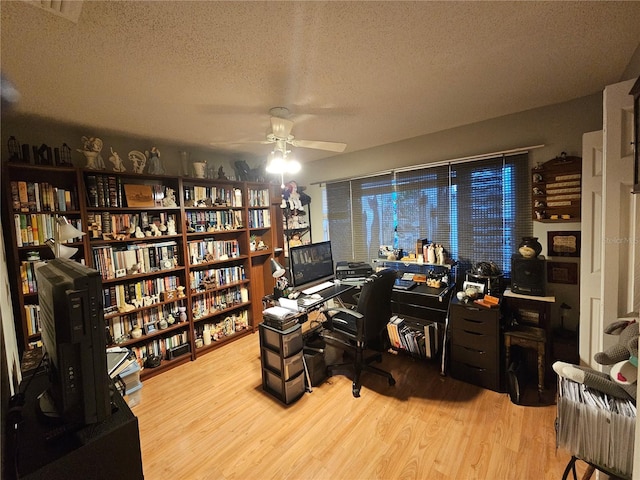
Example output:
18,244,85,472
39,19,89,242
209,140,273,146
271,117,294,139
291,139,347,152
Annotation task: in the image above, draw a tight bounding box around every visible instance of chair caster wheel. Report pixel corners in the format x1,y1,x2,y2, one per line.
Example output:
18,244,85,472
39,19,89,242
352,384,361,397
388,378,396,386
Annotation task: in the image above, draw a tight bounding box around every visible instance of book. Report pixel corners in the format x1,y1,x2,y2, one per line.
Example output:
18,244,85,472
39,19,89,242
17,181,28,212
106,349,130,377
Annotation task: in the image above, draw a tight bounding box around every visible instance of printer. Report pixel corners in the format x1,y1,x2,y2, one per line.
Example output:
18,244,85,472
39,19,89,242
335,261,373,280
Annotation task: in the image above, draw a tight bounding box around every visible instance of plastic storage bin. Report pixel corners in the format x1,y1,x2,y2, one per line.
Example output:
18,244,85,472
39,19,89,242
262,348,304,380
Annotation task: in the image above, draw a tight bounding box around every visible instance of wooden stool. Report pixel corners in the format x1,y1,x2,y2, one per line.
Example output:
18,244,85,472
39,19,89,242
504,325,546,398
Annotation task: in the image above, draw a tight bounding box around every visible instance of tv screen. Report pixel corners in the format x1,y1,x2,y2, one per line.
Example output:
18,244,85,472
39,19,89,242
35,258,111,426
289,241,335,288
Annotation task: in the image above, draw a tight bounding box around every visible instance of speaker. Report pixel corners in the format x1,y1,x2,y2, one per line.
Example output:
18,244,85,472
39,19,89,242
511,256,545,296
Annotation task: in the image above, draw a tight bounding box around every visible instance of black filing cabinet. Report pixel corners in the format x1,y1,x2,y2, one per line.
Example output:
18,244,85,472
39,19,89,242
259,323,305,404
449,298,503,392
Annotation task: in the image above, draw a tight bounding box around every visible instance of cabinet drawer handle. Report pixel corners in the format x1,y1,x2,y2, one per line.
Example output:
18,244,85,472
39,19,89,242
464,318,483,324
464,363,487,372
463,329,483,336
462,346,486,355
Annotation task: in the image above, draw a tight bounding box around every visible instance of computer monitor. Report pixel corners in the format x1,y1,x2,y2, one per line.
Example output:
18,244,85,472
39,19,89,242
289,241,335,289
35,258,111,426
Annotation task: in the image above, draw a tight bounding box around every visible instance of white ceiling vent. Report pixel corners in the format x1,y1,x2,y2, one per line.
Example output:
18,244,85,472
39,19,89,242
20,1,83,23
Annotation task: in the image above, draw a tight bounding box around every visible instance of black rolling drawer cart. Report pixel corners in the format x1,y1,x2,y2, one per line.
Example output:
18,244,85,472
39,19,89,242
449,297,503,392
259,323,305,404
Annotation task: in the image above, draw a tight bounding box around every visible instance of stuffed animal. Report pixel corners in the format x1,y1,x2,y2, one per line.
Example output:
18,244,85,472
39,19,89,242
553,317,638,402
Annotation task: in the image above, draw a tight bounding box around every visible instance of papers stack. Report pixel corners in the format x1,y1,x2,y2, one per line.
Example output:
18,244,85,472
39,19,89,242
556,377,636,477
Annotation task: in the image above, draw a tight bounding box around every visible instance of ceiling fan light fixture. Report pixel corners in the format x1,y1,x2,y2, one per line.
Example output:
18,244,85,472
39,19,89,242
286,159,301,174
266,151,286,174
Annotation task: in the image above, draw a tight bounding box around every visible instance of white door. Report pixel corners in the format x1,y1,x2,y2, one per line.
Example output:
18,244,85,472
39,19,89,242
579,130,603,367
601,78,639,353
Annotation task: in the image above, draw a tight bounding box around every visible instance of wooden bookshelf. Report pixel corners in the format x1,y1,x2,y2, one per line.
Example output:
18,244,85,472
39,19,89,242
2,162,281,380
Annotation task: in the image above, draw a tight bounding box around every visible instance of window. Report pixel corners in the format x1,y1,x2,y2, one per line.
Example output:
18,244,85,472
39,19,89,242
326,153,531,275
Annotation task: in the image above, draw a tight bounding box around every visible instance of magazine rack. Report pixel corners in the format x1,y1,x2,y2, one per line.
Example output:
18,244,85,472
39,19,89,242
556,377,636,480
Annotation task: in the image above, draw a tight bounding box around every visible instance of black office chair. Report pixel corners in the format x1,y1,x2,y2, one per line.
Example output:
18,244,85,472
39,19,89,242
320,268,397,397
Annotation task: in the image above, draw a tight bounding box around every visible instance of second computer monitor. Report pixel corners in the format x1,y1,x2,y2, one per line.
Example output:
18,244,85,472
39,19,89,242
289,241,334,289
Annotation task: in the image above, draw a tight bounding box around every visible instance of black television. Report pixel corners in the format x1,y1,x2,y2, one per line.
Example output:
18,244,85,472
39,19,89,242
35,258,111,426
289,241,335,288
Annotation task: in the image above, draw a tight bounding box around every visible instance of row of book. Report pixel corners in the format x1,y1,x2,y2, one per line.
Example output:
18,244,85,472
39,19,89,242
192,285,248,320
85,174,123,208
24,304,41,336
20,260,42,294
184,186,243,207
187,239,240,264
189,265,246,291
248,208,271,229
247,188,270,207
87,211,178,238
92,240,179,280
13,213,83,247
185,209,243,231
108,302,185,342
10,180,78,213
102,275,182,315
387,315,439,359
131,331,190,363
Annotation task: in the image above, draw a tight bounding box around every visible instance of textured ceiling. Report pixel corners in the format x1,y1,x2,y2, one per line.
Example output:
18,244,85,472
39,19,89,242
2,1,640,164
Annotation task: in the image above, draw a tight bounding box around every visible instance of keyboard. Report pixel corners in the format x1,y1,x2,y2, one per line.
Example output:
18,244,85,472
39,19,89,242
301,281,334,295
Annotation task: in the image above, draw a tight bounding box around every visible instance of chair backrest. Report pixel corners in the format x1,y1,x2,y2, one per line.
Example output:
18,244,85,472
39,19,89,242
355,268,397,350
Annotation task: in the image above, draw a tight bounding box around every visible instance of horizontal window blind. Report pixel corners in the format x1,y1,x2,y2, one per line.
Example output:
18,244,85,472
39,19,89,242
326,153,531,275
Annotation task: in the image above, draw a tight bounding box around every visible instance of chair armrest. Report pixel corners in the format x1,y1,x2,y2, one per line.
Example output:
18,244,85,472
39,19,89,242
321,307,364,319
320,307,365,337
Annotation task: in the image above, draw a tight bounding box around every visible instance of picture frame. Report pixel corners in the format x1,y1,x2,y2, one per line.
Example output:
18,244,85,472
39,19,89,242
547,231,581,257
547,261,578,285
144,322,157,335
123,183,155,207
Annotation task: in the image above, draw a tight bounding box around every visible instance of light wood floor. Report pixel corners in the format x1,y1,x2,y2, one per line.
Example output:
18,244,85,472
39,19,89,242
132,331,582,480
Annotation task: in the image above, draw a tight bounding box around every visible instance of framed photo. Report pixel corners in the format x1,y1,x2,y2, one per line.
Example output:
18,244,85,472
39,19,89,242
547,261,578,285
124,183,155,207
144,322,157,335
547,231,581,257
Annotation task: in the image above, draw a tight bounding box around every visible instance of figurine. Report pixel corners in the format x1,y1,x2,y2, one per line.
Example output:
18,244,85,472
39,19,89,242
218,166,227,180
108,147,126,172
163,218,175,235
162,187,177,207
129,150,147,174
146,147,164,175
77,136,106,170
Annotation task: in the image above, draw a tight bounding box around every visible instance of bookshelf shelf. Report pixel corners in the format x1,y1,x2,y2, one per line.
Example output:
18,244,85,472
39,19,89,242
3,162,281,380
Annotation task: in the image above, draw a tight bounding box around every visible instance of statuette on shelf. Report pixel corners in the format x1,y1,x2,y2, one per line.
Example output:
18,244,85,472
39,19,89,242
78,136,106,170
128,150,147,173
108,147,126,172
146,146,164,175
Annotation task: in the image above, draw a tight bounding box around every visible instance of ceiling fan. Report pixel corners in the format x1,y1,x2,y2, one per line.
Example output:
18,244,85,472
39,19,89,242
265,107,347,154
210,107,347,155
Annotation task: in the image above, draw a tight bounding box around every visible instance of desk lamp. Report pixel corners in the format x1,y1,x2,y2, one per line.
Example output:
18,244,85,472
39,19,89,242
270,258,288,299
45,216,86,259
